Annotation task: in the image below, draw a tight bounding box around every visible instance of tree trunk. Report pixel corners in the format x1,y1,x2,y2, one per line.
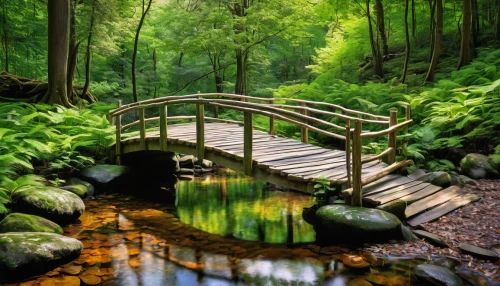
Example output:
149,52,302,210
458,0,472,70
497,0,500,39
366,0,383,78
45,0,72,107
81,0,95,99
132,0,153,103
67,0,76,98
425,0,443,82
402,0,410,83
411,0,416,39
235,49,245,95
2,0,8,72
375,0,389,57
471,0,479,49
429,0,436,61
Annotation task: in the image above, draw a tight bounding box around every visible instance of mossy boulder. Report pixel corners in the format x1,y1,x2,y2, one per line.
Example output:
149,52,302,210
0,213,62,234
61,184,88,198
80,164,131,188
460,153,499,179
67,177,94,196
313,205,402,243
12,187,85,225
0,233,83,281
376,199,407,221
417,171,452,188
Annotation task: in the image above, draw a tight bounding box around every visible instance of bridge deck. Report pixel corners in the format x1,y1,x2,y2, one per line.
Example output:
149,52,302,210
119,122,480,225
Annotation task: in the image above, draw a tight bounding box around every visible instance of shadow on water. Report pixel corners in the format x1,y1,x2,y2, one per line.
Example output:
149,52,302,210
10,170,427,285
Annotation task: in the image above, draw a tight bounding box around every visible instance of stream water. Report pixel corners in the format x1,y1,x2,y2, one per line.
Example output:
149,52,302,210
15,170,428,286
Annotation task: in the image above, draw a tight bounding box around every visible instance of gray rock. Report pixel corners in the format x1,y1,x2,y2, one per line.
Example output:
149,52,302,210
60,184,88,198
80,164,131,186
418,171,452,188
12,187,85,225
0,232,83,280
415,264,463,286
201,159,214,168
376,200,406,221
314,205,402,243
455,266,495,286
401,225,418,242
460,153,499,179
178,168,195,175
412,230,449,248
0,213,62,234
408,169,427,180
178,155,196,169
459,243,500,261
451,175,477,187
67,177,94,196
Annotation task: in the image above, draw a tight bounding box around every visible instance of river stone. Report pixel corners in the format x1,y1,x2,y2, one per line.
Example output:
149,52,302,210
458,243,500,261
415,264,463,286
67,177,94,196
401,225,418,242
455,266,495,286
201,159,214,168
178,155,196,169
179,168,195,175
12,187,85,225
0,213,62,234
376,200,406,221
460,153,499,179
451,175,477,187
408,169,427,180
80,164,131,187
61,184,88,198
0,232,83,280
314,205,402,243
417,171,452,188
412,230,449,248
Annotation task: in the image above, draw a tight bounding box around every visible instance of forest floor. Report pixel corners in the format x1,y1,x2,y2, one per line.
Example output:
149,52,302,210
364,179,500,282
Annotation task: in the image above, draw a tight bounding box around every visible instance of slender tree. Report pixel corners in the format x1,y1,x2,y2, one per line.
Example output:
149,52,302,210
44,0,73,107
67,0,77,99
375,0,388,58
425,0,443,82
81,0,96,98
411,0,416,39
2,0,8,72
458,0,472,69
132,0,153,102
401,0,410,83
366,0,383,77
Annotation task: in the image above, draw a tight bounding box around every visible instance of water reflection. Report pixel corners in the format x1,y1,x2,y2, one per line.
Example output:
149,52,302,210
176,172,316,243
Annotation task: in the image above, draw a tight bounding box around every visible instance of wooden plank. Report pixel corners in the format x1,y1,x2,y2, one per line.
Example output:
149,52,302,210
365,182,430,206
361,175,413,195
407,194,481,226
388,110,397,164
405,186,462,218
269,156,348,173
399,185,443,204
281,161,347,175
138,108,146,150
242,145,322,157
254,149,330,162
365,180,425,200
260,150,344,167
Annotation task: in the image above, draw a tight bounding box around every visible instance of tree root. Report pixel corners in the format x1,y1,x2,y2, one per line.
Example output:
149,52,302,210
0,72,97,105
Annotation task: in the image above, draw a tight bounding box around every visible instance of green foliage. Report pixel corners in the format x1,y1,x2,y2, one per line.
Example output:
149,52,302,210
312,176,334,207
0,103,114,183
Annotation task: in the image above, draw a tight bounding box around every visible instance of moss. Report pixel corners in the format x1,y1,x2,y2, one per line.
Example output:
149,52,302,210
63,185,88,198
0,213,63,234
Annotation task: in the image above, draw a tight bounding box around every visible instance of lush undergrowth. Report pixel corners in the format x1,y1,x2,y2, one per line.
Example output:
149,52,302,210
0,102,116,188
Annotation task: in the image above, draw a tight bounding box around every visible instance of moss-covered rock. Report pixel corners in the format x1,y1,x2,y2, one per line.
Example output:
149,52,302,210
418,171,452,188
0,213,62,234
0,232,82,281
61,184,88,198
67,177,94,196
376,199,407,221
12,187,85,225
460,153,499,179
80,164,131,187
313,205,402,243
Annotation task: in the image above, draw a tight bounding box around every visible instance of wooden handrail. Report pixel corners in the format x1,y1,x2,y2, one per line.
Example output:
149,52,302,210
361,147,394,164
360,119,413,138
121,116,243,130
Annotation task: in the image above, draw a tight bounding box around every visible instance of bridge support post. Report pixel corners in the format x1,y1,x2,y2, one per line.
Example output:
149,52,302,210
403,104,411,159
269,99,275,135
115,100,122,165
345,119,352,188
139,108,146,150
300,102,308,144
159,105,168,151
388,110,398,165
244,112,253,176
352,120,362,207
196,96,205,163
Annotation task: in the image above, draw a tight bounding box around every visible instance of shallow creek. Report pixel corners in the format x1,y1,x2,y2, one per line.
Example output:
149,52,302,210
11,170,428,285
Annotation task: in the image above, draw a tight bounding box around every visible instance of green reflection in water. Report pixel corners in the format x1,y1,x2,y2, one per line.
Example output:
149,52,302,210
176,171,316,243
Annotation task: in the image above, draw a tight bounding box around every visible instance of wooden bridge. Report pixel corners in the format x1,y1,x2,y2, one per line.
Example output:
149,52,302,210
109,93,479,224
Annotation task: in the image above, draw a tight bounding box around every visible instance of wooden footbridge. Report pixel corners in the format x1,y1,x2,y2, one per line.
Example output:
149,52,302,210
109,93,480,224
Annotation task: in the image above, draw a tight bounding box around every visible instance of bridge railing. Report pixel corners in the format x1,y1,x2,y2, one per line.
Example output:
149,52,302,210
109,93,413,207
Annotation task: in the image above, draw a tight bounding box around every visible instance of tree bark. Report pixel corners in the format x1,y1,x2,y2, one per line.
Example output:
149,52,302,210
425,0,443,82
45,0,72,107
471,0,479,48
497,0,500,39
366,0,383,78
375,0,389,57
429,0,436,61
81,0,95,99
67,0,76,98
411,0,416,39
132,0,153,103
2,0,8,72
458,0,472,70
402,0,410,83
